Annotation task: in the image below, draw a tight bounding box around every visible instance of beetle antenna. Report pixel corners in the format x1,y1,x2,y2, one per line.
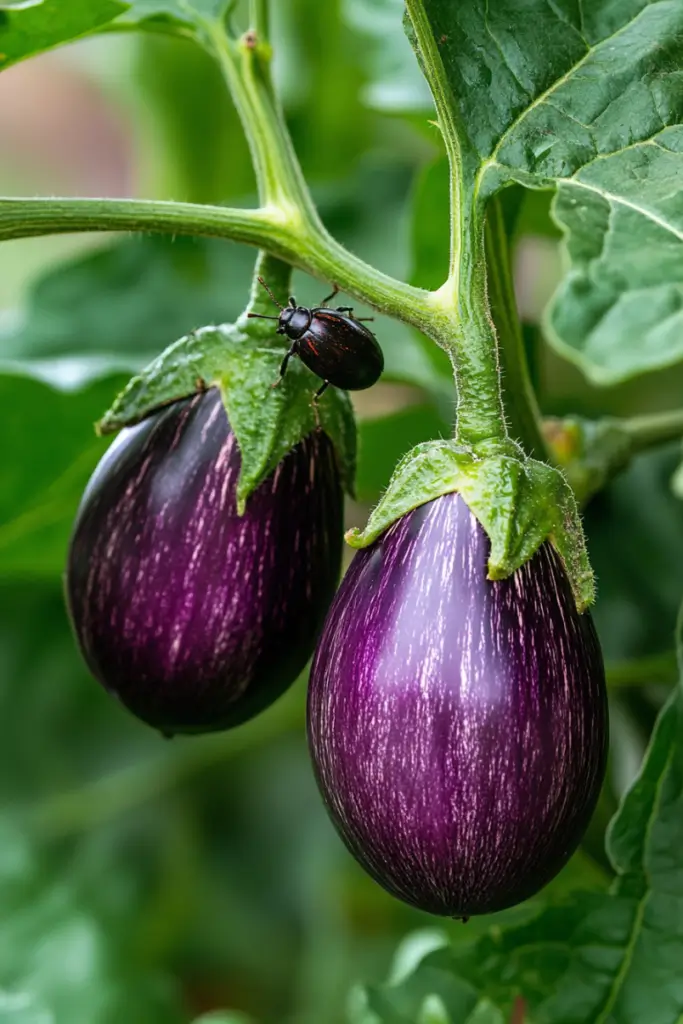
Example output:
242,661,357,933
247,313,279,320
256,276,284,310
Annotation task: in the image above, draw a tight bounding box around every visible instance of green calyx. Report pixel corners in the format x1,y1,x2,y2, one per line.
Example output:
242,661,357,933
98,258,356,511
347,438,595,612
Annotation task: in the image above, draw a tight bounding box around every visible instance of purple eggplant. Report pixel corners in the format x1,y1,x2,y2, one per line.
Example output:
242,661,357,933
307,492,607,917
66,388,343,735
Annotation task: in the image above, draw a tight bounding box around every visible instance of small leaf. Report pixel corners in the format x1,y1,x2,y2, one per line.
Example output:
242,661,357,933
347,439,594,610
0,0,126,69
407,0,683,382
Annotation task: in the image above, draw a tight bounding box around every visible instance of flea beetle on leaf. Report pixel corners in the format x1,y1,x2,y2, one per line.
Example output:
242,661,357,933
248,277,384,401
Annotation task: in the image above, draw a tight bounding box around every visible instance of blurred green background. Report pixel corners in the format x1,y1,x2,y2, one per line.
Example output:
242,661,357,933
1,2,682,1021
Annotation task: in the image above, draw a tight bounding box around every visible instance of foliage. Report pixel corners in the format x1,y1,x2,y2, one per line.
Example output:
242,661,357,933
0,0,682,1021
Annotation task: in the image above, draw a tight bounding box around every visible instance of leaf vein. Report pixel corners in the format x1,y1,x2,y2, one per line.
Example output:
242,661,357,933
476,2,667,194
565,177,683,241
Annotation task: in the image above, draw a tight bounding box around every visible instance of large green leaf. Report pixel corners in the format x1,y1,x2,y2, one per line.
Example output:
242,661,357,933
0,0,126,69
409,0,683,383
355,640,683,1023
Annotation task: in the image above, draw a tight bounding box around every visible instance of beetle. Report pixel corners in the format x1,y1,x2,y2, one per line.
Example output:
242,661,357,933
247,277,384,401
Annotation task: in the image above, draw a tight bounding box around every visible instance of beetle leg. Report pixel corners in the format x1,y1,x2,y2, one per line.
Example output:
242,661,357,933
335,305,354,313
320,285,340,305
356,316,374,322
312,381,329,427
272,343,297,388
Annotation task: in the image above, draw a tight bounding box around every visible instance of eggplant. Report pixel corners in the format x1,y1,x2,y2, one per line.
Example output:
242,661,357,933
307,492,608,917
66,388,343,735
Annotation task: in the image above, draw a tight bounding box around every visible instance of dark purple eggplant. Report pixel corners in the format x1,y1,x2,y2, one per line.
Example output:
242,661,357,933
66,388,343,735
307,492,607,917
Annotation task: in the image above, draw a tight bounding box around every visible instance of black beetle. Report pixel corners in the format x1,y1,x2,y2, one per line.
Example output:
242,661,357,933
248,277,384,400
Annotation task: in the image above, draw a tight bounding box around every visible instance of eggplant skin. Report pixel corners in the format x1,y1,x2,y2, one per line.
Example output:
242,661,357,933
307,492,608,917
66,388,343,735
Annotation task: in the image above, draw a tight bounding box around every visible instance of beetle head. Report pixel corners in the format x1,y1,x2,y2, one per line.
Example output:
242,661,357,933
280,306,312,339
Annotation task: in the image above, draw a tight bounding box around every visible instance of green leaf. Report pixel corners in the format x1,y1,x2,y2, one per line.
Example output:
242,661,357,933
347,438,594,610
408,0,683,382
0,818,183,1024
359,635,683,1023
0,0,126,69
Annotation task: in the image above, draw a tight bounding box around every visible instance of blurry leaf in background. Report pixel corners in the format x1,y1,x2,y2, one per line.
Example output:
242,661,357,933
133,34,255,205
0,0,125,70
412,0,683,386
356,675,683,1023
0,374,125,578
0,234,254,368
586,446,683,665
0,817,184,1024
116,0,231,29
341,0,432,114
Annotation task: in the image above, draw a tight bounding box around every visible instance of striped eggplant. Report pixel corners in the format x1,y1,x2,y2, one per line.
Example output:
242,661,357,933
66,388,343,735
308,492,608,917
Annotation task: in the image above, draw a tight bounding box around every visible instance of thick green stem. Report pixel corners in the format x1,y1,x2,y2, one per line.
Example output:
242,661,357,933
429,211,509,447
205,19,319,223
485,197,546,457
0,196,429,327
404,0,510,450
404,0,464,286
620,408,683,453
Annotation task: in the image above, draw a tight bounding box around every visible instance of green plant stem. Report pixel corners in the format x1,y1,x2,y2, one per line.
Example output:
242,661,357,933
439,214,508,445
31,695,304,840
404,0,464,286
619,408,683,453
485,197,546,458
0,196,430,327
205,19,318,220
404,0,513,450
249,0,269,38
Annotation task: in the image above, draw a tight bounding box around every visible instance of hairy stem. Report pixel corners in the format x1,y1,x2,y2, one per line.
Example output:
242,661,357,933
0,196,430,327
485,197,546,457
404,0,464,291
404,1,511,449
